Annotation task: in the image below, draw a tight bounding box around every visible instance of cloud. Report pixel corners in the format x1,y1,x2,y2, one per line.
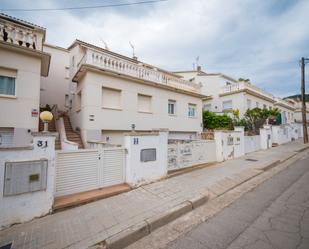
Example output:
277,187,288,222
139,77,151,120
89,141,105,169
1,0,309,97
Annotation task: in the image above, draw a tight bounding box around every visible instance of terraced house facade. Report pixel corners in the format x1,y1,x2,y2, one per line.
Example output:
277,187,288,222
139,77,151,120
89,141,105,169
0,13,50,147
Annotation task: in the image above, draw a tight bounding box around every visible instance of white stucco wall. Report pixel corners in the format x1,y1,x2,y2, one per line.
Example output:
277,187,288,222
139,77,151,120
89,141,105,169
0,48,42,146
244,135,261,154
272,125,290,145
167,139,217,171
40,44,71,111
124,131,168,186
0,134,56,229
177,73,232,113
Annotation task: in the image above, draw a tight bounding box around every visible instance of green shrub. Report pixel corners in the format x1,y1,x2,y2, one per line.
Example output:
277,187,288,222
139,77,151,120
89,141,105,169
203,110,233,130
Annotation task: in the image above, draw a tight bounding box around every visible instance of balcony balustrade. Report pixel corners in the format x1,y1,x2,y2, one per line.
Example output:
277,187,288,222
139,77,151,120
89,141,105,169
0,21,43,51
221,81,274,100
77,48,201,93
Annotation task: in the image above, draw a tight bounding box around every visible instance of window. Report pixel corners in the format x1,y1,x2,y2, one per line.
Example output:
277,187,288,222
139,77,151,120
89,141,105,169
138,94,152,113
0,76,15,96
222,100,232,111
65,66,70,79
102,87,121,109
65,94,69,108
203,104,211,111
0,67,17,97
247,99,251,109
263,104,267,109
71,56,75,67
0,128,14,147
256,102,259,108
188,103,197,117
168,100,176,115
76,90,82,111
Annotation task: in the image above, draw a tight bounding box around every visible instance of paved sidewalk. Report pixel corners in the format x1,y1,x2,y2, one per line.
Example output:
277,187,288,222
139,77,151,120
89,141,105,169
0,140,308,249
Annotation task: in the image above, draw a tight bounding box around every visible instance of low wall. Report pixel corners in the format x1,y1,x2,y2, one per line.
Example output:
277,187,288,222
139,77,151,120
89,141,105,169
167,139,216,171
124,130,168,186
260,126,272,150
214,127,245,162
0,133,56,229
272,125,291,145
244,135,261,154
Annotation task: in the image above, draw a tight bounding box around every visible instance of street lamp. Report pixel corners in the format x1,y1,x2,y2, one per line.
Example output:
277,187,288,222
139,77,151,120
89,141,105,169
40,111,53,132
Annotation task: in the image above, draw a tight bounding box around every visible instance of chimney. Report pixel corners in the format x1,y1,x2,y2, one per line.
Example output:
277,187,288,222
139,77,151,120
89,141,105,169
133,55,138,61
197,65,202,72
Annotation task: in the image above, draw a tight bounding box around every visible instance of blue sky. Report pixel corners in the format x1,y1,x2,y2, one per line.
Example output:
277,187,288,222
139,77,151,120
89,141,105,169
1,0,309,97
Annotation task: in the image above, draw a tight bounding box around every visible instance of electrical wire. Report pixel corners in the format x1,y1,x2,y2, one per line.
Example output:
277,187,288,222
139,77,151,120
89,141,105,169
0,0,168,12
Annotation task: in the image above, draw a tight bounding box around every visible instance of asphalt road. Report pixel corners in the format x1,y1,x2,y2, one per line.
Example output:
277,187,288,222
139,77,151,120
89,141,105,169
165,153,309,249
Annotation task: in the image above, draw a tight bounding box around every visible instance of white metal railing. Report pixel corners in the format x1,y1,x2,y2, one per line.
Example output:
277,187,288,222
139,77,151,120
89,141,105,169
0,21,43,50
77,48,201,93
221,82,274,100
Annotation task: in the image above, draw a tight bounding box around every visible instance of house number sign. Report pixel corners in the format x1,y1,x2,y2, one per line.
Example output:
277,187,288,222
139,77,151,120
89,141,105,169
133,138,139,145
37,140,48,148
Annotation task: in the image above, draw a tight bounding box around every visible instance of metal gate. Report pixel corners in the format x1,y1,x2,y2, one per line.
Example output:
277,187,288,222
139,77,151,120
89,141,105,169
98,147,126,187
56,147,126,197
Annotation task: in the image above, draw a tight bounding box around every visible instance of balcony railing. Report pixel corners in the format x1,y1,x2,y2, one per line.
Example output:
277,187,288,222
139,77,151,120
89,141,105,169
0,22,43,51
221,82,274,100
77,48,201,93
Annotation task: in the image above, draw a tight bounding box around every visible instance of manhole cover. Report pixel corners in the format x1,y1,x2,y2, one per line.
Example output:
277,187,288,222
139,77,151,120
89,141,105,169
0,243,12,249
245,158,258,162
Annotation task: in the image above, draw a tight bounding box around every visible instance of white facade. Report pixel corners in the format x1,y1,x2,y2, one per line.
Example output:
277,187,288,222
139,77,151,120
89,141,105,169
65,41,205,146
0,14,50,147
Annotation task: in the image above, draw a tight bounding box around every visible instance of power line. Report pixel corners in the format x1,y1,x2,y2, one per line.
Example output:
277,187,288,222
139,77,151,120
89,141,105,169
0,0,168,12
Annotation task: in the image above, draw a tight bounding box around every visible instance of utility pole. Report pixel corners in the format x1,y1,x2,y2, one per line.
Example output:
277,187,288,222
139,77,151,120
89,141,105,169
301,57,308,143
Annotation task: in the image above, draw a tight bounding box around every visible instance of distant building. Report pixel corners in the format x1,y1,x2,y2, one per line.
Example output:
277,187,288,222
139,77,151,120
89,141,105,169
175,67,295,124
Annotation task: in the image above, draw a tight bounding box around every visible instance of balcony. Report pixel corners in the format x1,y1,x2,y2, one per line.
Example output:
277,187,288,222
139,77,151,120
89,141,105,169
75,48,201,94
0,18,44,51
220,81,274,101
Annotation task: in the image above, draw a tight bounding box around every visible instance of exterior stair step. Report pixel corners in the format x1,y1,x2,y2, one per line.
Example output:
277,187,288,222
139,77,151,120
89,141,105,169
62,115,84,149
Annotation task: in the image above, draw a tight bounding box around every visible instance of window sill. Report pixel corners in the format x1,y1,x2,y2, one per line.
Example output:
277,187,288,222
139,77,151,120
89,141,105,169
168,114,177,117
188,116,198,119
102,107,122,111
138,111,153,114
0,94,17,99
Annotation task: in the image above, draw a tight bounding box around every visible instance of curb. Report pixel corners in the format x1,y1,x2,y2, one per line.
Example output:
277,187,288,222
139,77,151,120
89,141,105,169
92,193,209,249
295,145,309,153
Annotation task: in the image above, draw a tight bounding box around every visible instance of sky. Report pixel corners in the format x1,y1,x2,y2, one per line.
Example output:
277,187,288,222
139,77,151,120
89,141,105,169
1,0,309,97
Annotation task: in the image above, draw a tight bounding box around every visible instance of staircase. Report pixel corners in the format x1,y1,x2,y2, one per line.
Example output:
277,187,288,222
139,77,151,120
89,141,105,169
63,115,84,149
39,118,61,150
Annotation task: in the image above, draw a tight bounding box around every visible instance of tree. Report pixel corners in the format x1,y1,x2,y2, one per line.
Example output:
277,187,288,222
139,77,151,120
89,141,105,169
244,107,280,134
238,78,250,83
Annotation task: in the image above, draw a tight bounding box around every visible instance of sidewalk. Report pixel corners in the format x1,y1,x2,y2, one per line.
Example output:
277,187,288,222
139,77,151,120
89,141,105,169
0,140,308,249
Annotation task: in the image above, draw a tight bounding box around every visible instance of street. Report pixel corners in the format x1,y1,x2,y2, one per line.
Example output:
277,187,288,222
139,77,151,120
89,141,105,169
164,153,309,249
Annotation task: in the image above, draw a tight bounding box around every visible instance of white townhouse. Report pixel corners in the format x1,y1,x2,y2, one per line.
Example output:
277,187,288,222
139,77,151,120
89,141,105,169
41,40,206,147
175,67,295,124
284,98,309,123
0,13,50,147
